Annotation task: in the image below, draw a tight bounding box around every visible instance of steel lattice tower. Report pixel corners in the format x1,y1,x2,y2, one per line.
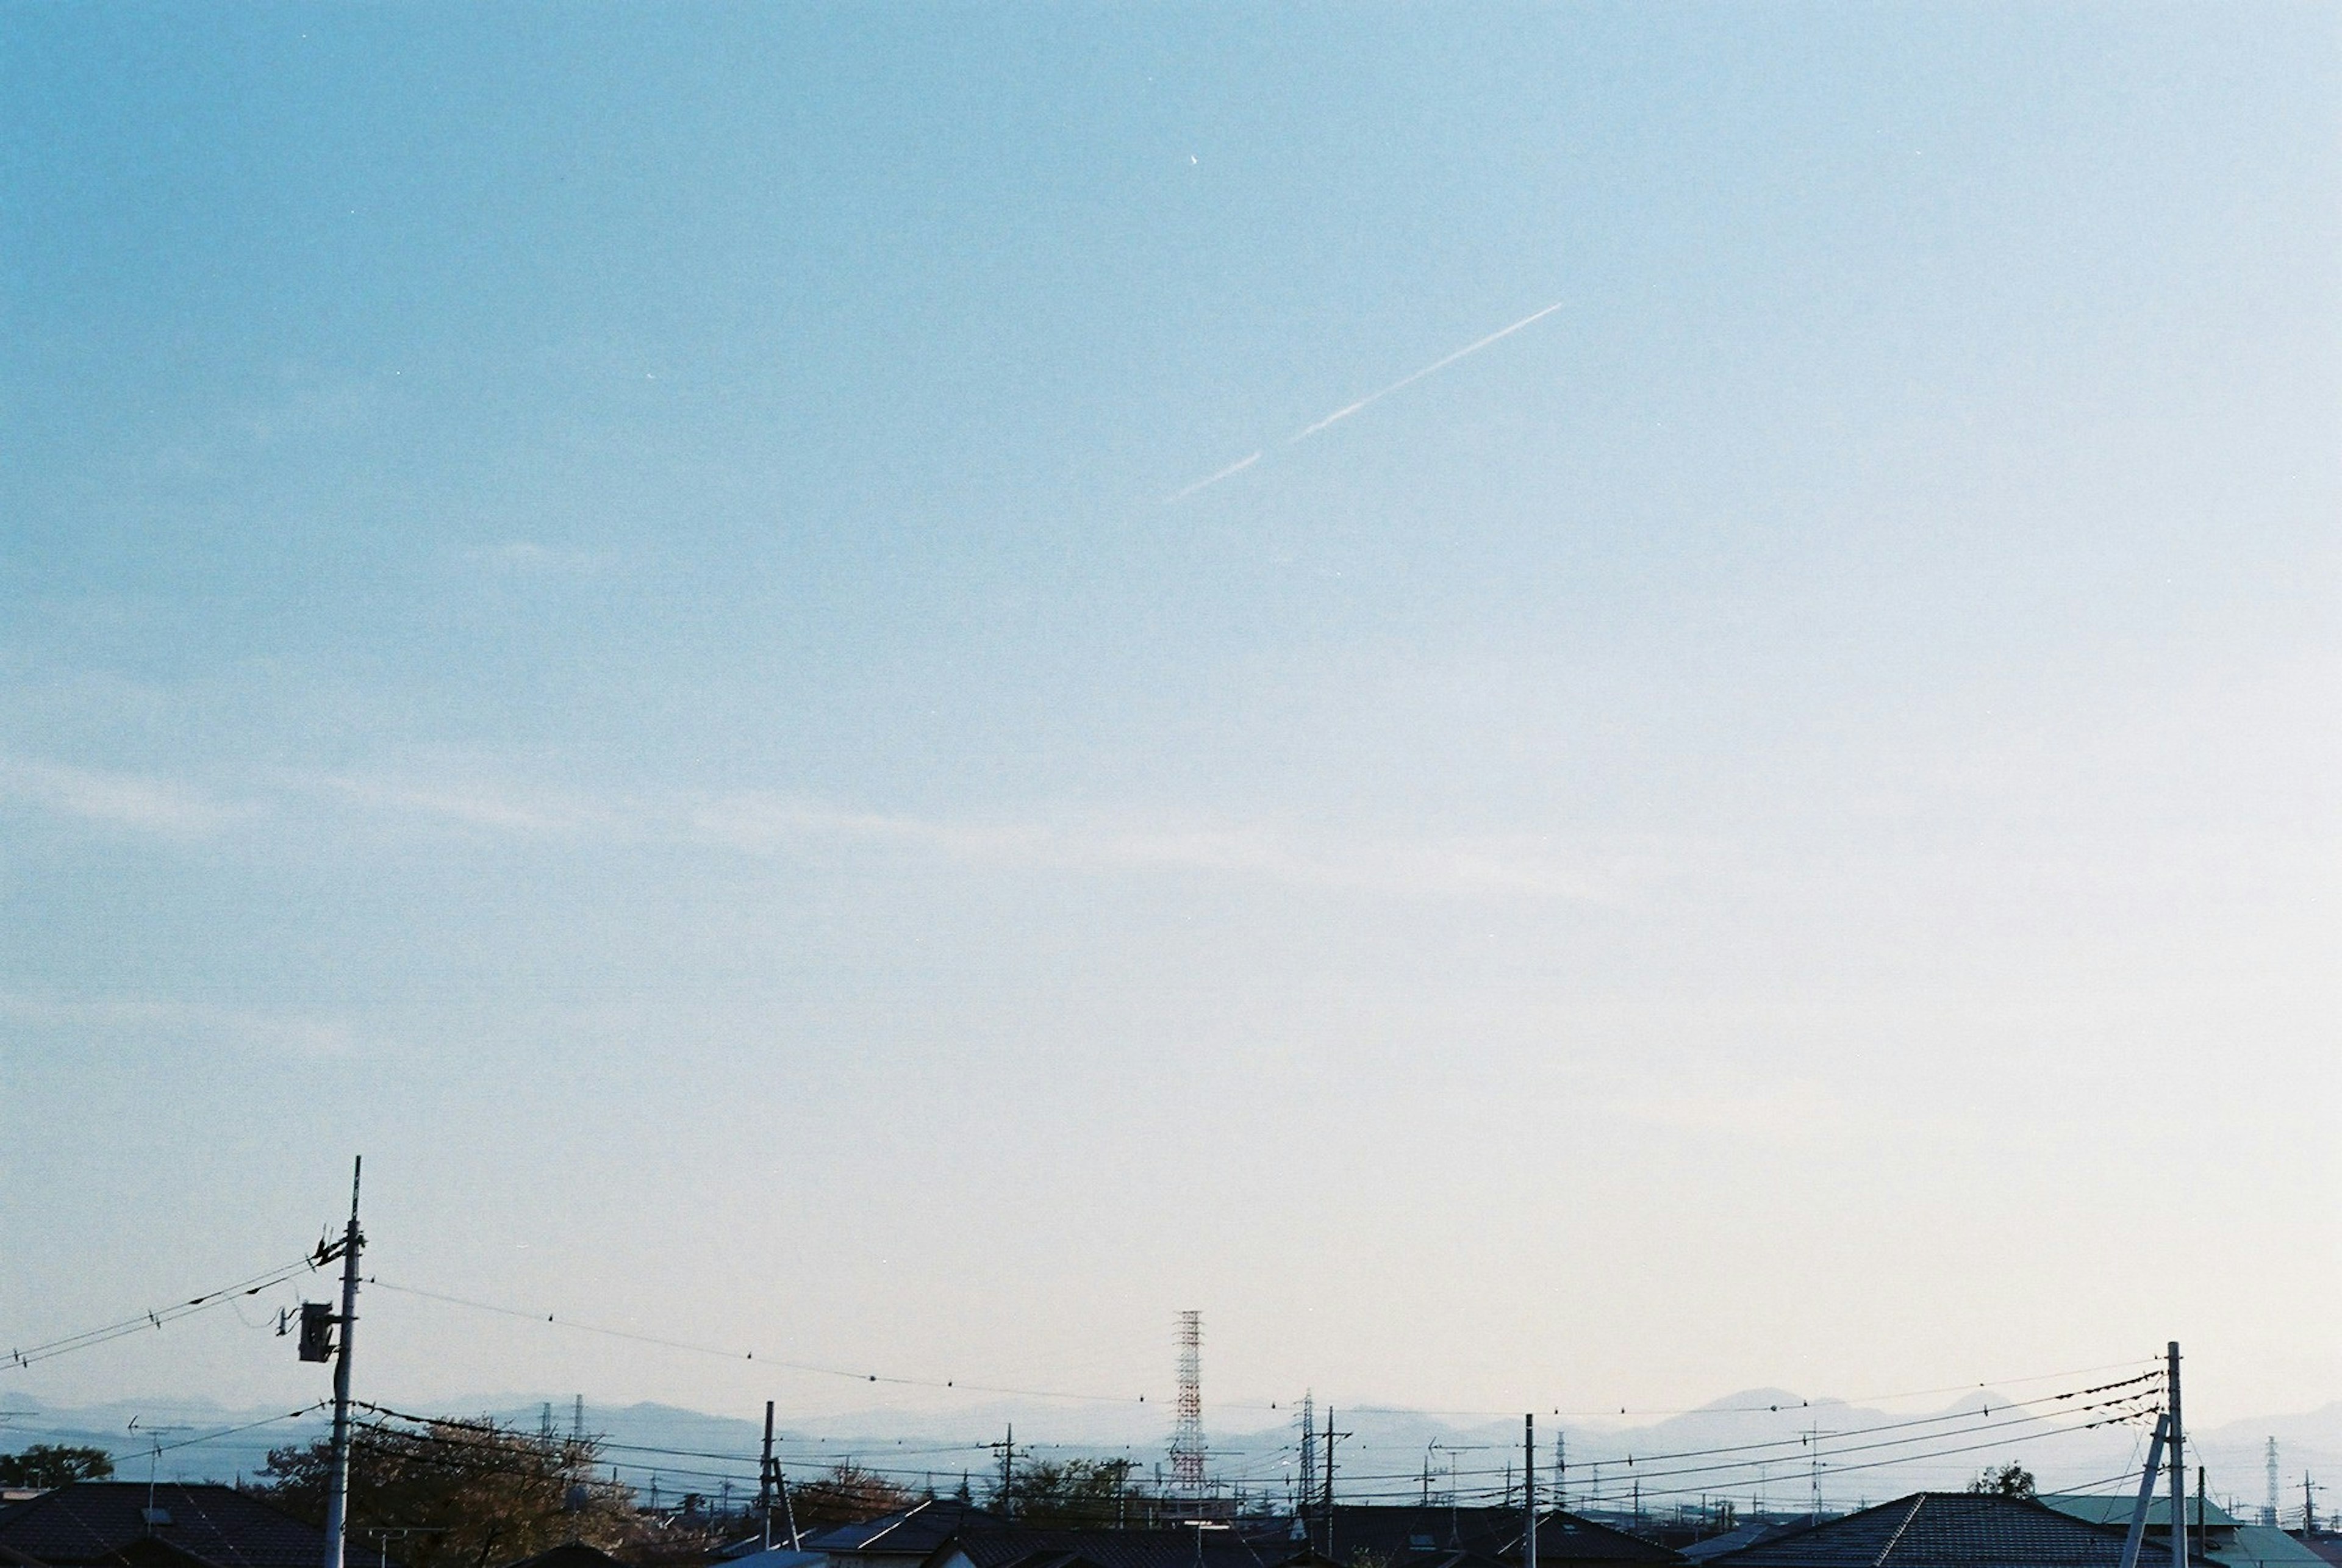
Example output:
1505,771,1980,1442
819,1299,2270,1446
1171,1310,1206,1497
2267,1439,2281,1527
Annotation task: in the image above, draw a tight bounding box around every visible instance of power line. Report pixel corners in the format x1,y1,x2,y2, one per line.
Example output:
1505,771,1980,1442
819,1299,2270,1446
7,1255,324,1372
368,1280,1158,1406
367,1280,2161,1427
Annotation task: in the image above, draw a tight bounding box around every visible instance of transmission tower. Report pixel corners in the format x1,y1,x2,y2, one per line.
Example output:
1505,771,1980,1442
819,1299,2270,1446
1170,1311,1206,1498
1297,1392,1316,1520
2268,1441,2281,1528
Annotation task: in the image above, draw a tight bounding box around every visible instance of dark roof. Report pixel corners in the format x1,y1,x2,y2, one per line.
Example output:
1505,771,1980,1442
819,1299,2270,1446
501,1545,632,1568
2293,1541,2342,1568
808,1503,1008,1556
939,1528,1270,1568
0,1485,328,1568
1680,1525,1804,1564
1308,1508,1677,1568
1516,1514,1684,1565
1705,1494,2219,1568
1324,1507,1500,1561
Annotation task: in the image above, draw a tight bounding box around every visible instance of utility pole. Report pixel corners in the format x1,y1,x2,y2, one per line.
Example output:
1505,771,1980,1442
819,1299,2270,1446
320,1159,365,1568
1524,1416,1538,1568
1322,1408,1341,1560
2305,1474,2317,1534
2119,1412,2171,1568
2169,1344,2188,1568
998,1425,1016,1519
759,1403,778,1550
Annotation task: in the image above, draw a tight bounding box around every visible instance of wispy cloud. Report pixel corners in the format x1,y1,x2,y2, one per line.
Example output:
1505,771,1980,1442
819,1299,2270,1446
0,757,245,836
2,751,1657,902
317,773,618,836
687,791,1647,901
0,993,357,1058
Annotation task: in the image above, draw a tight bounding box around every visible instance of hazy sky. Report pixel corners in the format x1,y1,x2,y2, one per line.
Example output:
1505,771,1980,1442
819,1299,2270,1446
2,3,2337,1443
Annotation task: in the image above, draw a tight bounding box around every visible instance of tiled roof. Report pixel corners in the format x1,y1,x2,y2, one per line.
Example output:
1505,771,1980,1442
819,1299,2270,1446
1705,1494,2219,1568
0,1485,327,1568
1516,1513,1686,1564
809,1504,1008,1556
2042,1500,2247,1532
943,1527,1270,1568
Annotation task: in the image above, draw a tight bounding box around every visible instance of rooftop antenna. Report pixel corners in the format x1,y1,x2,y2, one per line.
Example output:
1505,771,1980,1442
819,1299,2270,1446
126,1417,192,1526
1172,1312,1206,1502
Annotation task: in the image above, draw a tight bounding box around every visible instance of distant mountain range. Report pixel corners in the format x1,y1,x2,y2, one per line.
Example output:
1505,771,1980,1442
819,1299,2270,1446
6,1387,2337,1522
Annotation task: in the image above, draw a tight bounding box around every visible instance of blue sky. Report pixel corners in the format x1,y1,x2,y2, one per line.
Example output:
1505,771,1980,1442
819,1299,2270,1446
3,4,2337,1440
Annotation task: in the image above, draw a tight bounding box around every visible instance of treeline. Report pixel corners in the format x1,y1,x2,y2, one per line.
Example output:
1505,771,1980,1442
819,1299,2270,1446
239,1417,1175,1568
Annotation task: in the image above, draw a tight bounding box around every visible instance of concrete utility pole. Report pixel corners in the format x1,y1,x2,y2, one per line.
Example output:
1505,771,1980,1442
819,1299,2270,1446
1323,1408,1338,1559
999,1425,1015,1518
760,1403,778,1550
2168,1344,2187,1568
1524,1416,1538,1568
2118,1412,2171,1568
321,1159,365,1568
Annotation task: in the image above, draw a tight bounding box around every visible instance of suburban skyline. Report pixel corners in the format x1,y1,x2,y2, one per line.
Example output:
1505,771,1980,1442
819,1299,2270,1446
2,1,2335,1456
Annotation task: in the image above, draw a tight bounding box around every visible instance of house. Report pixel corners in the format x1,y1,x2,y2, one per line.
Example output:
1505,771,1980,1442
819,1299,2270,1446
919,1526,1270,1568
2038,1495,2329,1568
1699,1492,2220,1568
804,1503,1008,1568
1289,1506,1681,1568
0,1483,329,1568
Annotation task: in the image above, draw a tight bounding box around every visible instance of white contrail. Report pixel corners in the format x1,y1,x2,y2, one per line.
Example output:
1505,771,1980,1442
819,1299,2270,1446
1289,299,1565,442
1159,299,1564,504
1162,449,1261,503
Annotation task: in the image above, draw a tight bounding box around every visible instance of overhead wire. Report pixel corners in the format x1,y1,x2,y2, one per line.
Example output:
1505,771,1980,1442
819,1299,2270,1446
5,1255,326,1371
344,1378,2159,1516
370,1278,2161,1426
